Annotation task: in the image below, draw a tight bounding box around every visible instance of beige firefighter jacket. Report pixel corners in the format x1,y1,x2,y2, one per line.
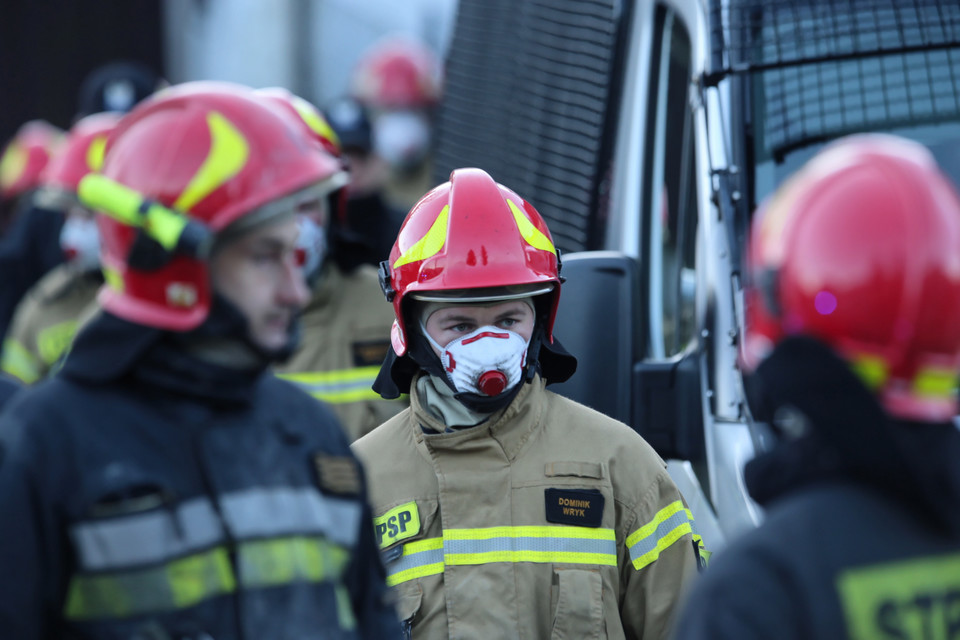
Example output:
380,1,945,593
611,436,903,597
276,263,406,441
1,264,101,383
352,374,702,640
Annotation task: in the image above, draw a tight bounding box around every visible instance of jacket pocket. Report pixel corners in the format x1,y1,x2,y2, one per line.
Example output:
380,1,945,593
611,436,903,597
551,567,604,640
545,461,605,479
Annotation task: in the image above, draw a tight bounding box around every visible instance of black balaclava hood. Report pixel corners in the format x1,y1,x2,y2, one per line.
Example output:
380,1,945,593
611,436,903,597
743,335,960,535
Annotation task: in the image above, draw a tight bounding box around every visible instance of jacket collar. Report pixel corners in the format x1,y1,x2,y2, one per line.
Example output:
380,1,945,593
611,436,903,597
409,373,548,462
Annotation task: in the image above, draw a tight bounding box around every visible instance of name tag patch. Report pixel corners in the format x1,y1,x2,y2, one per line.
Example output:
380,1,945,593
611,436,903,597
545,488,604,528
374,500,421,550
352,340,391,367
314,454,361,496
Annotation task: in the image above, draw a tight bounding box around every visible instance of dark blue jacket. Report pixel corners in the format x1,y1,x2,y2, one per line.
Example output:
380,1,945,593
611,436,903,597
674,337,960,640
0,312,399,640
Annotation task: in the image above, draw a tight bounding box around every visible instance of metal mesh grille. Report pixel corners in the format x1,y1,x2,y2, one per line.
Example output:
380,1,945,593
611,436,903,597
710,1,960,160
433,0,620,253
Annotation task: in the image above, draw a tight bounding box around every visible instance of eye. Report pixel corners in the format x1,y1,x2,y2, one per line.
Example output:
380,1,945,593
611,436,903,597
450,322,473,333
498,317,519,328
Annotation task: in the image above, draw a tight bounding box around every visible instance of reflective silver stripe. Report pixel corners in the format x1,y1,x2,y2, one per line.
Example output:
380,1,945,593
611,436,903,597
444,536,616,557
71,497,222,571
387,542,444,576
71,487,362,572
220,486,361,548
627,507,691,569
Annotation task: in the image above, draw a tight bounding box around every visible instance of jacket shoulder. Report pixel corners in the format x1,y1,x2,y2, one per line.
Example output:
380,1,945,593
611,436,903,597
351,408,417,467
541,390,666,465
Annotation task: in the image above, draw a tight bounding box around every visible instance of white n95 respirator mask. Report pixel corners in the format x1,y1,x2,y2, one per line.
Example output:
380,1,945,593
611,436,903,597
424,324,529,396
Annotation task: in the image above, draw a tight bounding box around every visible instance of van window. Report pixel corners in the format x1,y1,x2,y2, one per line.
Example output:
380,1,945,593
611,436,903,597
643,5,696,359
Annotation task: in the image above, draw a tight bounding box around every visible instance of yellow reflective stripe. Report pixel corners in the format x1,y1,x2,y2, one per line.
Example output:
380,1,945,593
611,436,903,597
849,355,889,390
0,142,26,190
37,320,78,365
173,111,249,212
507,199,555,252
385,527,617,587
1,338,41,384
278,366,381,404
627,501,693,571
86,135,107,171
65,536,351,621
913,367,957,398
385,537,444,587
64,547,236,620
393,204,449,268
239,536,351,587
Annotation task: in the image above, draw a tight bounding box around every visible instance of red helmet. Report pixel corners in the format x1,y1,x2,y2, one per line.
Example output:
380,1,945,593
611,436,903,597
255,87,344,158
745,133,960,422
41,112,122,195
351,36,442,109
95,81,341,331
0,120,64,200
381,167,560,356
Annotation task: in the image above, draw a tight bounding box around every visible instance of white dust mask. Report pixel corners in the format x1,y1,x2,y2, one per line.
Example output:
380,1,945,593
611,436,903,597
424,324,530,396
295,214,327,282
59,216,101,272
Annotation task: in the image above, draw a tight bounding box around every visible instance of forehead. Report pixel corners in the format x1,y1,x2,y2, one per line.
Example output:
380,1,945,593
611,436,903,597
429,299,531,321
230,214,300,248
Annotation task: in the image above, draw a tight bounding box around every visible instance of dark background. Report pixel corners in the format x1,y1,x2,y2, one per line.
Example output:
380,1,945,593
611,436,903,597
0,0,164,143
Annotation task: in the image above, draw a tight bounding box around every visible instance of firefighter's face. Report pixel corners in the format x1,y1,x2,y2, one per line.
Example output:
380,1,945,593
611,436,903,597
210,216,309,351
424,300,536,352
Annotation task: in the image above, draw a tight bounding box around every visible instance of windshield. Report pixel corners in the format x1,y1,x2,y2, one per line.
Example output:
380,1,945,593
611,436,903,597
754,120,960,204
725,1,960,205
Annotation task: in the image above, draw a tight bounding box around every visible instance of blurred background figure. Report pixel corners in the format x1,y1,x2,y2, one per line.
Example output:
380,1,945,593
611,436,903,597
673,134,960,639
350,35,443,211
259,87,407,441
0,60,160,349
0,120,63,235
1,112,120,384
75,60,163,119
324,95,406,270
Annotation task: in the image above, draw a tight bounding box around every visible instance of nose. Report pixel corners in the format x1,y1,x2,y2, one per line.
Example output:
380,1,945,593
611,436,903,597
279,253,310,309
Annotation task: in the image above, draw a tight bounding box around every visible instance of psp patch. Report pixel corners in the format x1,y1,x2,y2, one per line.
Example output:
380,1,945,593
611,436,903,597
374,501,421,550
545,488,604,528
352,340,391,367
313,454,361,496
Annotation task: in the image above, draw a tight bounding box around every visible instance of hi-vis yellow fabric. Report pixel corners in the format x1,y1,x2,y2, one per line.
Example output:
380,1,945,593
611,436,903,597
353,374,701,639
1,266,101,383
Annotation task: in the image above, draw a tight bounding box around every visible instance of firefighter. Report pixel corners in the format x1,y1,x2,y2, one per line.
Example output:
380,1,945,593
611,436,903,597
350,35,442,211
0,61,158,346
352,168,703,638
0,82,398,639
0,119,63,234
324,96,406,272
672,134,960,640
258,87,407,442
0,112,120,383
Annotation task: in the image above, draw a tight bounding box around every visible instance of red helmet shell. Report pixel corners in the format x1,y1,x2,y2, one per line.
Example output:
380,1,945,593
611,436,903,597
42,112,122,194
351,37,442,109
386,168,560,354
255,87,344,158
96,81,341,330
745,134,960,421
0,120,64,199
